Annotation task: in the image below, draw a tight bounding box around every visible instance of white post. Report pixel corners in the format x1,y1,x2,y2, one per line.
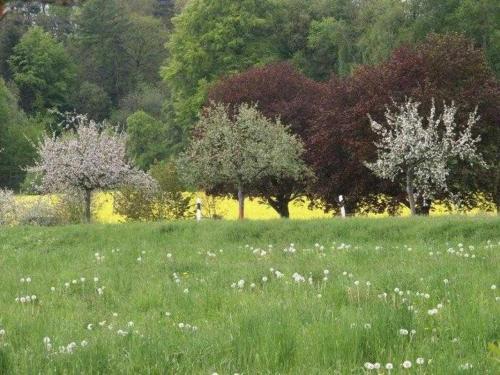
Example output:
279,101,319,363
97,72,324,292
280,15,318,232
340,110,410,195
195,198,202,222
339,195,346,218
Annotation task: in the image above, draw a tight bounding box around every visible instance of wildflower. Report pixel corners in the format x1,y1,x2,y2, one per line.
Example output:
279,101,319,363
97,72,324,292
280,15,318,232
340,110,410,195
386,363,393,370
292,273,305,283
262,276,268,283
364,323,371,329
183,288,189,294
87,324,93,330
0,329,5,336
26,277,31,283
323,270,329,275
20,278,25,283
80,277,86,283
399,329,409,336
113,312,118,317
443,279,449,284
416,358,425,365
65,282,70,288
459,363,473,370
66,342,77,353
72,279,77,284
93,277,99,283
127,321,134,327
250,283,256,289
427,308,438,316
402,360,412,369
491,284,497,290
317,294,322,298
165,312,171,317
237,280,245,289
178,323,185,328
167,253,172,258
81,340,88,347
354,280,360,286
50,287,56,292
373,363,381,369
117,330,128,336
366,281,371,287
364,362,374,370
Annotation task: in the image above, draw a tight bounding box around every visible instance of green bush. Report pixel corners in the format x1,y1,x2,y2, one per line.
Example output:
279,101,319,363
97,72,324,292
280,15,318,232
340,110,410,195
114,161,192,221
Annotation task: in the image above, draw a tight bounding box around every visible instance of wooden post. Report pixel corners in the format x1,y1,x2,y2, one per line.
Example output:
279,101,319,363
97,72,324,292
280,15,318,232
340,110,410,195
339,195,346,218
195,198,202,222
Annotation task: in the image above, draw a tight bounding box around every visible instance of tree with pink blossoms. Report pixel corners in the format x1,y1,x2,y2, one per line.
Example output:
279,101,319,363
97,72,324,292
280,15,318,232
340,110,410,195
365,99,486,216
29,114,156,222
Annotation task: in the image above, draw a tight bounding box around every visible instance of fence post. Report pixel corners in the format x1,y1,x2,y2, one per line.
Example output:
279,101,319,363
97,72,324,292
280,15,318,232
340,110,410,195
339,195,346,218
195,198,202,222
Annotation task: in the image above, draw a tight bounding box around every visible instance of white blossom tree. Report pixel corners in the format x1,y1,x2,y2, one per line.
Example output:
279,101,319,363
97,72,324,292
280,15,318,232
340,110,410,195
178,103,312,219
29,114,156,222
365,99,486,215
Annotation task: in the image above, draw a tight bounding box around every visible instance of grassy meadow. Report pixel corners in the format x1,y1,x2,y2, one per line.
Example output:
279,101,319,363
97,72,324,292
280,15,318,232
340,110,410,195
0,217,499,374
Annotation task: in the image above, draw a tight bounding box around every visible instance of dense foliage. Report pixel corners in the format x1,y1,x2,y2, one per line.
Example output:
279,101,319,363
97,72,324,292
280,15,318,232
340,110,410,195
0,0,499,219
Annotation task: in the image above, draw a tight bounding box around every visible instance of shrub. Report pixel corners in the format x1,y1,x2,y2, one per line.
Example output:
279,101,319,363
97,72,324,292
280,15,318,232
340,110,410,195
114,161,192,221
17,198,59,226
0,189,17,225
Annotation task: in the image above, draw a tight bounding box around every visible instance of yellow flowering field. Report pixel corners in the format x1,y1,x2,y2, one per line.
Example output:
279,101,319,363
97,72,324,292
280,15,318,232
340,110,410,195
15,192,496,223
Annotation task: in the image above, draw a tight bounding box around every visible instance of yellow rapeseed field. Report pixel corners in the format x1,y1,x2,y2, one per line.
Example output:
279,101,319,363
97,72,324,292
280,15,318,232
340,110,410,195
15,192,494,223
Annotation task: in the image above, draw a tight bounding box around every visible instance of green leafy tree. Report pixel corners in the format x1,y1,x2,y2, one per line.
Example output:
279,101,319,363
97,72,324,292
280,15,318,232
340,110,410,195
8,26,75,113
161,0,280,136
0,78,42,189
76,0,169,106
71,81,112,122
178,103,312,219
126,111,169,170
75,0,131,105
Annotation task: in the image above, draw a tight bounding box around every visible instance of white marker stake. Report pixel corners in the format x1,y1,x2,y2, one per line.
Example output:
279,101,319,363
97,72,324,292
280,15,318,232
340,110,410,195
195,198,202,222
339,195,346,218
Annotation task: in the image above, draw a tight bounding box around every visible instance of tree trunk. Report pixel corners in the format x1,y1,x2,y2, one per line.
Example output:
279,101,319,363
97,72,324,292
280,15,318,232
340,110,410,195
84,189,92,223
237,188,245,220
267,196,291,218
406,172,417,216
416,204,431,216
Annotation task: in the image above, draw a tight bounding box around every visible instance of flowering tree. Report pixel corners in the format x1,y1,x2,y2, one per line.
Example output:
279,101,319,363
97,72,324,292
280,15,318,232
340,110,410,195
365,99,485,215
208,62,323,217
29,114,156,222
178,103,312,219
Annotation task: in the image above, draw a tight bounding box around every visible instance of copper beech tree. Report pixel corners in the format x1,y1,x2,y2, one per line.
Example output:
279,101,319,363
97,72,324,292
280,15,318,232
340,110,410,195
178,103,312,219
29,114,156,223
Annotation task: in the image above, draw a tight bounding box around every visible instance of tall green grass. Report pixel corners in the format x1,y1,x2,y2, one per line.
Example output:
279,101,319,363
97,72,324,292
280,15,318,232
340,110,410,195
0,217,499,374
